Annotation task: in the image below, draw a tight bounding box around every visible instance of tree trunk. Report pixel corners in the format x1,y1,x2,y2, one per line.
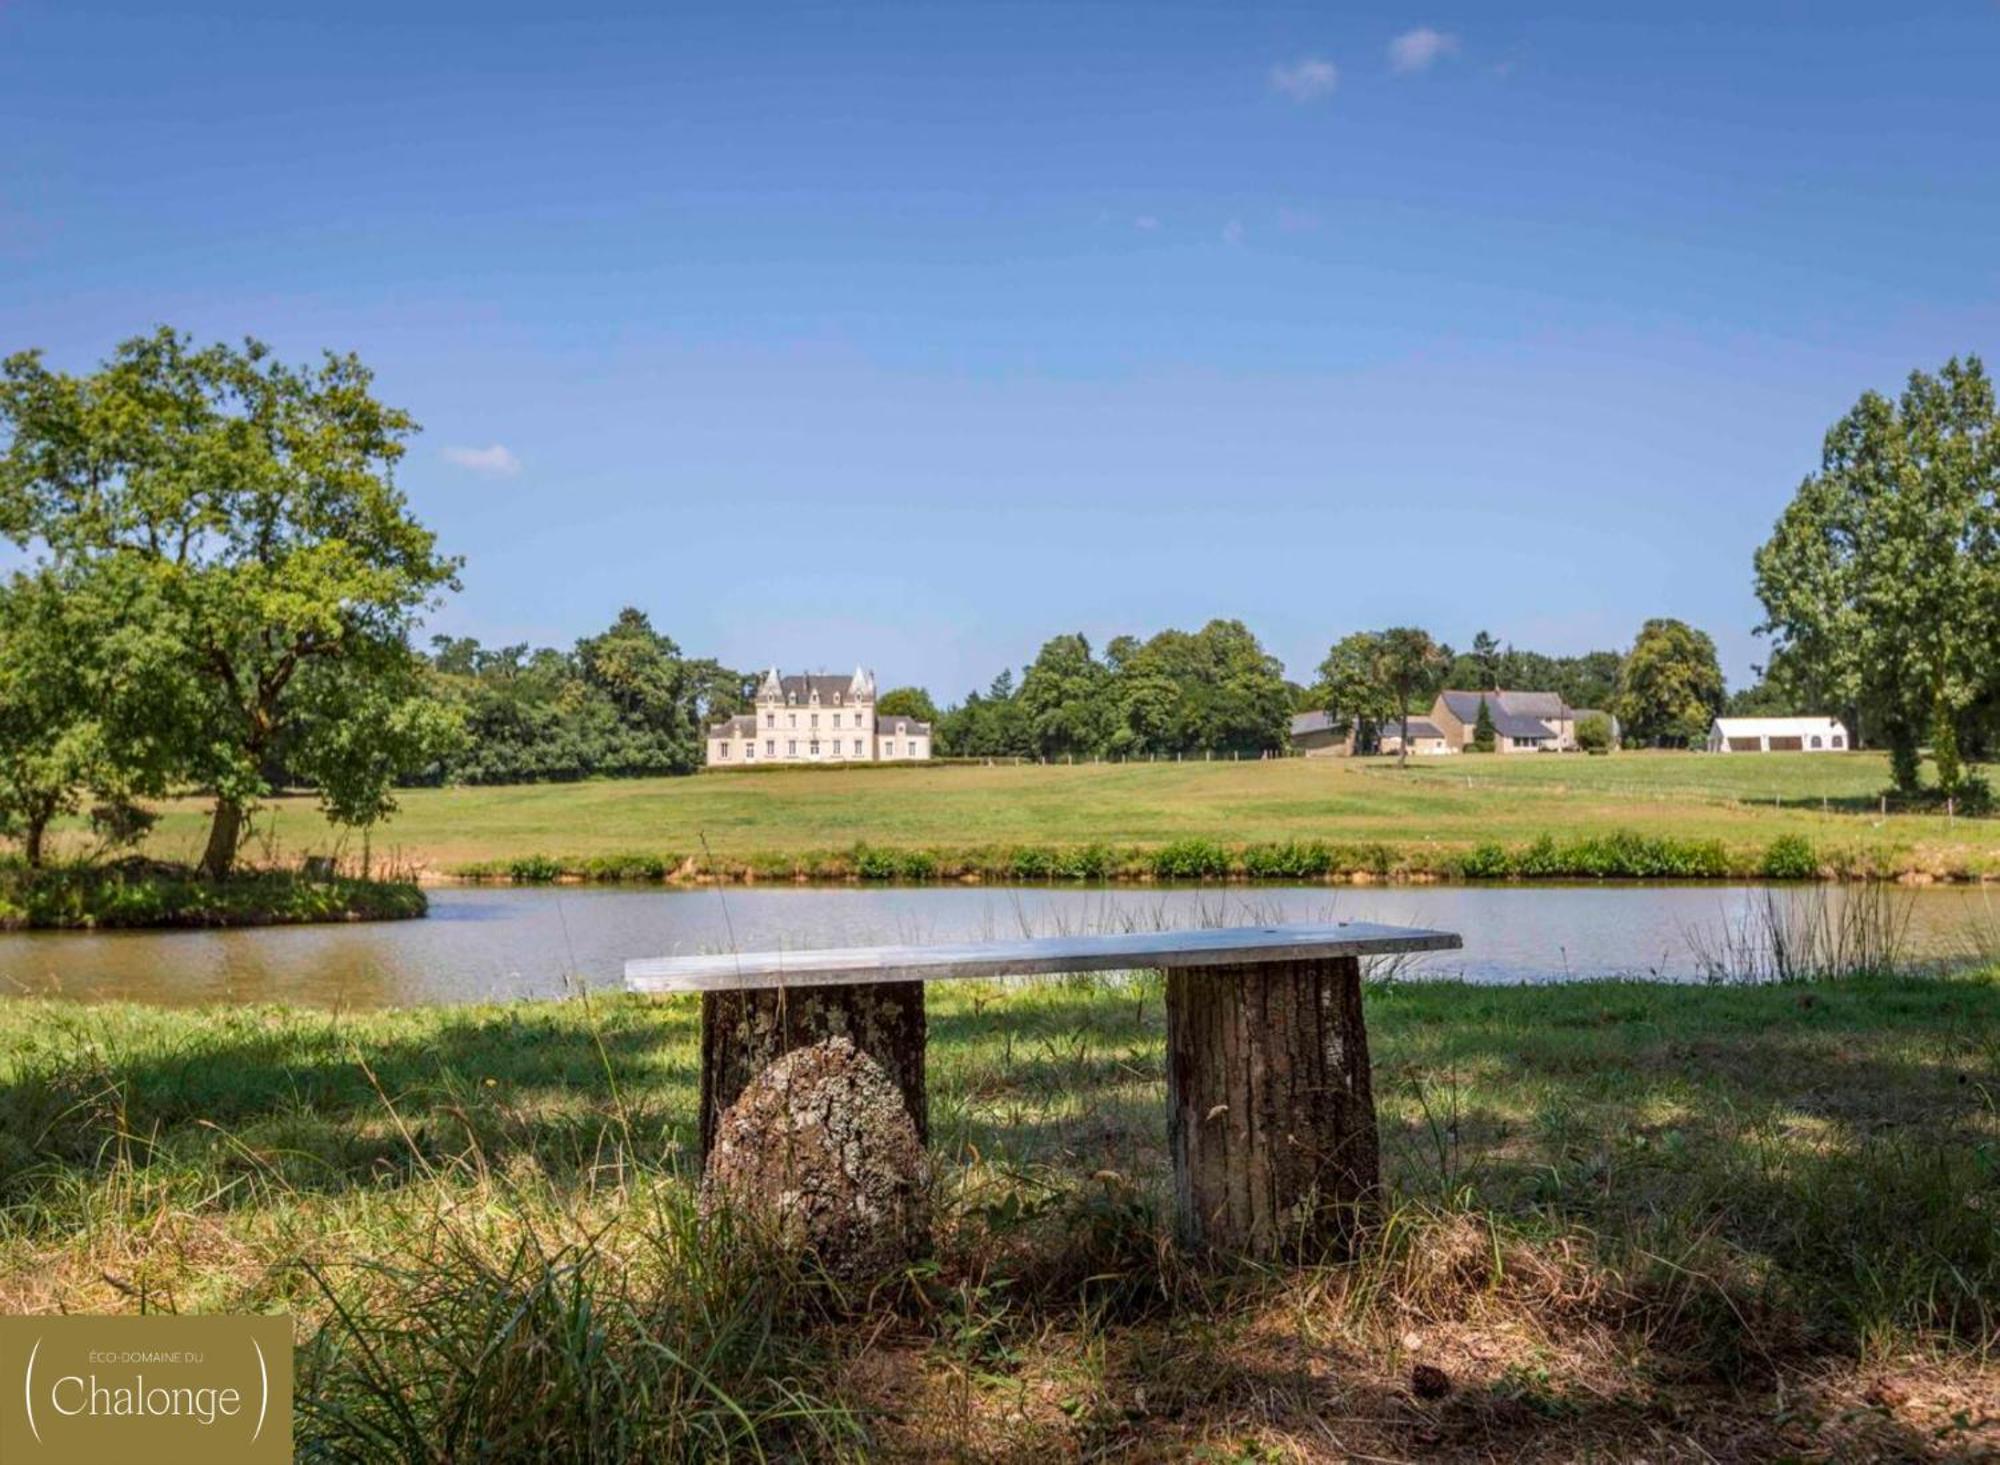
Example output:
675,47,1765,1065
699,982,927,1160
200,797,244,879
1167,956,1380,1256
23,815,46,869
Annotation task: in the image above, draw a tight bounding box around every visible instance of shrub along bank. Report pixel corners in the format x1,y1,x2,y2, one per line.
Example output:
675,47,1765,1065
452,830,1996,886
0,861,426,929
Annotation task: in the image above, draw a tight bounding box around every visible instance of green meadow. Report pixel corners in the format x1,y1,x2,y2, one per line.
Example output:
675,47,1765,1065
124,749,2000,882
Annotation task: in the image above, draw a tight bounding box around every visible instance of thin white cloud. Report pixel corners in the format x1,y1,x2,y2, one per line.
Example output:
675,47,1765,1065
442,444,521,476
1388,27,1459,74
1221,218,1245,246
1269,56,1338,102
1133,214,1161,231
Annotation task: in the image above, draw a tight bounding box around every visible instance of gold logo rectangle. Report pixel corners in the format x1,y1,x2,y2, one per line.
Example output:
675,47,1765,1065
0,1315,292,1464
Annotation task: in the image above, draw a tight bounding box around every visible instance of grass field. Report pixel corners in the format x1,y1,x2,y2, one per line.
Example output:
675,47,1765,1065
3,965,1995,1458
124,749,2000,882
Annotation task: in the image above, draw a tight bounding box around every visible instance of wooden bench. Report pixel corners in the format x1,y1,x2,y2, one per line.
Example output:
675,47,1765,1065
626,922,1461,1255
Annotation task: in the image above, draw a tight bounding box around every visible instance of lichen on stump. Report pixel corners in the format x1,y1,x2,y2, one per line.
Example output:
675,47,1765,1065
699,982,927,1158
700,1036,932,1282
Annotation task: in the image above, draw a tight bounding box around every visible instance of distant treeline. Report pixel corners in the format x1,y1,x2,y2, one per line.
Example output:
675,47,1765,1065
422,610,753,784
419,613,1766,780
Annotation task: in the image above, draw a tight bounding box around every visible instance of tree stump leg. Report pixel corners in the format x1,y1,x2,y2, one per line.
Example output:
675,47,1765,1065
1166,957,1380,1256
699,982,927,1160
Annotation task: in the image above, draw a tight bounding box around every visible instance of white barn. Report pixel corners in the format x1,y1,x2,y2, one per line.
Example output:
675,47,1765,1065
1706,716,1849,754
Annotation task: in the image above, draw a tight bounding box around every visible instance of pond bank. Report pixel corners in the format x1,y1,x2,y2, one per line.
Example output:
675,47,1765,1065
446,829,2000,887
0,862,426,930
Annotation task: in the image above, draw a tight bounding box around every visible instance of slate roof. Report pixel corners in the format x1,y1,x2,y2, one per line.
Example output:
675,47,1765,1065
771,674,864,704
1290,710,1338,737
881,718,932,735
1383,718,1448,741
709,714,756,737
1438,690,1559,741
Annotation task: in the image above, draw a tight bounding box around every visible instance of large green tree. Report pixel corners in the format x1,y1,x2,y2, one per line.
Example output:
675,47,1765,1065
1106,620,1291,756
1754,357,1999,790
1315,627,1448,764
1019,633,1112,758
1314,631,1394,753
1617,618,1725,747
0,329,463,875
1375,627,1450,768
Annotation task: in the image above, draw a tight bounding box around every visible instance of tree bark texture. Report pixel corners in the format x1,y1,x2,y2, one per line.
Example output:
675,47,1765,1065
200,796,245,879
1166,956,1380,1256
699,981,927,1159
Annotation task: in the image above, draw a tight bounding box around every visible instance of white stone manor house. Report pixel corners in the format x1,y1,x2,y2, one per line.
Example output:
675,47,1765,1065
706,667,933,766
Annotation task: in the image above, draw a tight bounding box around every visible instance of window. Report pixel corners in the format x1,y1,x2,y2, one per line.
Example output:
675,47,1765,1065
811,713,819,729
788,713,797,728
907,742,916,756
745,743,755,760
718,741,729,758
764,713,774,728
854,739,863,755
765,739,775,756
787,740,796,756
1832,735,1845,749
1810,735,1823,749
809,740,820,755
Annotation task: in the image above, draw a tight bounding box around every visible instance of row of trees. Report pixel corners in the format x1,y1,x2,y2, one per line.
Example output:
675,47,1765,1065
427,613,751,784
935,621,1294,760
1753,356,1998,797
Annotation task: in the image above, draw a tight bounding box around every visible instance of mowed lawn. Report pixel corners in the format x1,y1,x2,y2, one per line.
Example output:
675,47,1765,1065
128,749,2000,874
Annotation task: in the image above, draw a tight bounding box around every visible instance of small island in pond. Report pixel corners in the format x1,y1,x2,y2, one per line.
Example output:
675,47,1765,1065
0,860,424,931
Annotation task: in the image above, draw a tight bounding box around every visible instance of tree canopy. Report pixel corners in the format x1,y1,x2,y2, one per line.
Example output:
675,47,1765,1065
427,612,750,784
936,621,1292,759
1754,356,1999,791
1617,618,1725,747
0,329,464,874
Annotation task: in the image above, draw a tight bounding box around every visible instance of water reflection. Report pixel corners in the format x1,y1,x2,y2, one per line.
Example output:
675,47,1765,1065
0,882,1991,1009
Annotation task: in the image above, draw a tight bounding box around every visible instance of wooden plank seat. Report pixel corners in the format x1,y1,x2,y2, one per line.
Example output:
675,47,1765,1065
626,921,1461,1255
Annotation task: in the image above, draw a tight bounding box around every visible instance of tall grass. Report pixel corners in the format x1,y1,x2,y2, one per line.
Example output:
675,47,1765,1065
296,1185,867,1460
1686,885,1915,983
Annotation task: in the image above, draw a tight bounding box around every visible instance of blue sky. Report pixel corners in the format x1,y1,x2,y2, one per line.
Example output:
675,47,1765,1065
3,2,1996,699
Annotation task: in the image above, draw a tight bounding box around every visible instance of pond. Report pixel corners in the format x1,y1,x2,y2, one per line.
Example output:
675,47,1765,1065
1,882,1995,1008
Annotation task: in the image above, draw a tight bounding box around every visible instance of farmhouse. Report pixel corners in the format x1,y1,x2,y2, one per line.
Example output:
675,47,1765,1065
706,667,933,766
1289,691,1618,757
1705,716,1849,753
1430,690,1618,754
